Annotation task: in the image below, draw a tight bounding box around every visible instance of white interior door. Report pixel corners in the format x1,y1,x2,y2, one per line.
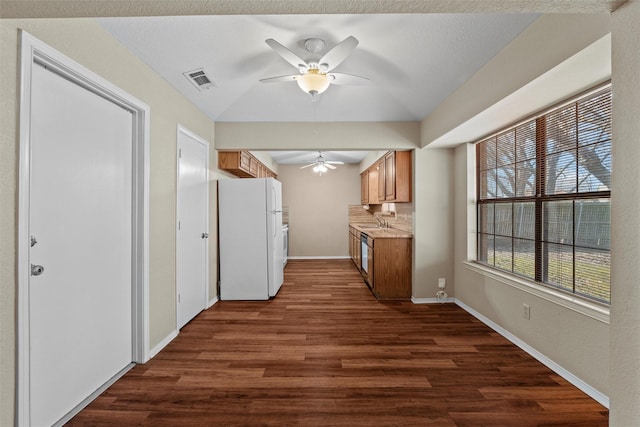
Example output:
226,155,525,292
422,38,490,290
176,127,209,329
28,62,134,426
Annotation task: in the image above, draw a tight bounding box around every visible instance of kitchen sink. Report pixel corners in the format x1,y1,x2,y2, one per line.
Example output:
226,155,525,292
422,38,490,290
358,224,382,229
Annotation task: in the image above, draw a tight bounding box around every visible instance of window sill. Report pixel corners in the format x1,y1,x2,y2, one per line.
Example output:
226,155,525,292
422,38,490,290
463,261,610,324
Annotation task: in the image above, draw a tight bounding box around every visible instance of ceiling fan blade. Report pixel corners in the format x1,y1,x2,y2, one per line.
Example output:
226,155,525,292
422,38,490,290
325,163,337,169
319,36,358,71
300,163,315,169
326,160,344,165
265,39,308,72
259,74,299,83
329,72,370,86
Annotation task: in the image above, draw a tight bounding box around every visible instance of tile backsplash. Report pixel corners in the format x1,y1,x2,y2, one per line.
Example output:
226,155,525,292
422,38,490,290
348,203,413,233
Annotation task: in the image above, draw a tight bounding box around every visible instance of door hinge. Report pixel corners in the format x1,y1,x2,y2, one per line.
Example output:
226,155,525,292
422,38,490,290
179,148,182,158
178,221,181,230
178,293,181,303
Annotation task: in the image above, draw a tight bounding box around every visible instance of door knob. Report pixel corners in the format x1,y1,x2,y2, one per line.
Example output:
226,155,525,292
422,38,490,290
31,264,44,276
202,232,209,239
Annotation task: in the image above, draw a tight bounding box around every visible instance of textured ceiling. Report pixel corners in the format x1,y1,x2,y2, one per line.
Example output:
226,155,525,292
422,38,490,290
0,0,627,18
98,13,539,122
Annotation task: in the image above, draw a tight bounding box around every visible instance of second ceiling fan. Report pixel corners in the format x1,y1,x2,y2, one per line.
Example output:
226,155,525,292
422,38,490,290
300,152,344,175
260,36,369,101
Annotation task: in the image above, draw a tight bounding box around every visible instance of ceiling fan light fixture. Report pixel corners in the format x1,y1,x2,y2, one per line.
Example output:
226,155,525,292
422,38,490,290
313,164,328,174
296,70,331,97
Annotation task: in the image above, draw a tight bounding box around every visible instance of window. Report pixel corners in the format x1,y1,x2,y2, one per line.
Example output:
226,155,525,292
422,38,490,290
476,86,611,304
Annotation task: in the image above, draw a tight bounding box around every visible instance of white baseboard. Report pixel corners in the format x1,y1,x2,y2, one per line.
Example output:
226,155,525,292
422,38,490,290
411,297,455,304
53,363,135,427
455,299,609,409
150,299,217,360
149,329,178,360
287,256,350,260
207,296,219,309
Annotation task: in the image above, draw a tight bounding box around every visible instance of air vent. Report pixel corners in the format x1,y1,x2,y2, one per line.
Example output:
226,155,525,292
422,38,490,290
183,68,215,91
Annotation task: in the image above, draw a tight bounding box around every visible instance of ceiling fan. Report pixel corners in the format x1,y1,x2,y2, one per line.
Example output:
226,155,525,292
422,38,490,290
300,152,344,174
260,36,369,102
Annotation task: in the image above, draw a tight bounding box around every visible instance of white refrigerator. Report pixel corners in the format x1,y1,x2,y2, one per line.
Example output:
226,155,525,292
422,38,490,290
218,178,284,300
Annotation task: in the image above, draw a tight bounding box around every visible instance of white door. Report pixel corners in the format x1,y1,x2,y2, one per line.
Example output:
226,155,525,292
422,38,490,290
176,127,209,329
28,62,133,426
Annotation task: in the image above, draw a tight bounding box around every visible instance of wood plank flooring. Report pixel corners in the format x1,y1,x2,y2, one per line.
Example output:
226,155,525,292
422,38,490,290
68,259,608,426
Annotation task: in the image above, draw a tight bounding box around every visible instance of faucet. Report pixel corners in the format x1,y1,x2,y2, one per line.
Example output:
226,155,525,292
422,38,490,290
375,217,389,228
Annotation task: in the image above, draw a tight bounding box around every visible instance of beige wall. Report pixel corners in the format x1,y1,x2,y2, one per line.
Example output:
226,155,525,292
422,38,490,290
277,164,360,257
412,147,455,298
0,19,219,424
215,122,421,151
610,0,640,424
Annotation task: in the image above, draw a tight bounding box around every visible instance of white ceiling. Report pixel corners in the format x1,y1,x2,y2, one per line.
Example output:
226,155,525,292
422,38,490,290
98,14,539,123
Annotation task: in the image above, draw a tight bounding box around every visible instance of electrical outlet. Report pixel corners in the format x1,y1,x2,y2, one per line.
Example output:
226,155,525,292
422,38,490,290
438,278,446,289
523,303,530,320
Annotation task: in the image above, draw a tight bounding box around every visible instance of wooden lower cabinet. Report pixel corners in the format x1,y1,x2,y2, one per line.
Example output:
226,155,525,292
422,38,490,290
368,237,412,300
349,226,361,271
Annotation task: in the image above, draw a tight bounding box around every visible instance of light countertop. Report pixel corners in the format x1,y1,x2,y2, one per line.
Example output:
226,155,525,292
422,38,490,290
350,223,413,239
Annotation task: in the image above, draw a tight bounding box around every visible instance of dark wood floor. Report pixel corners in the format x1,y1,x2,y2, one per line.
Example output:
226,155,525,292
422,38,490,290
68,259,608,426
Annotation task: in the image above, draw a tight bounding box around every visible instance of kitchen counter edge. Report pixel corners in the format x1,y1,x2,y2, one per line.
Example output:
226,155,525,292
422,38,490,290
349,223,413,239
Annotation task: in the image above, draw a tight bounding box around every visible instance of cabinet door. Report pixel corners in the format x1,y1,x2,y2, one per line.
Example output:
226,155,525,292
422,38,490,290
373,238,412,299
384,151,396,200
361,172,369,204
249,155,258,176
368,168,379,204
239,151,251,173
394,151,412,202
355,231,361,271
377,159,385,202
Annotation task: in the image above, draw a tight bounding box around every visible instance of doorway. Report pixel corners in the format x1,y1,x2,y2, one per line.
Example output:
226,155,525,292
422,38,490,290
17,31,149,426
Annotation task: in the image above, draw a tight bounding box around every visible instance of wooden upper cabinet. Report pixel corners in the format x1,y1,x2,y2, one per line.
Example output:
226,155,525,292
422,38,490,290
249,156,258,176
360,150,411,205
377,159,385,202
239,151,251,172
390,150,411,202
384,151,396,200
361,171,369,204
368,168,379,204
219,151,253,177
218,150,277,179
